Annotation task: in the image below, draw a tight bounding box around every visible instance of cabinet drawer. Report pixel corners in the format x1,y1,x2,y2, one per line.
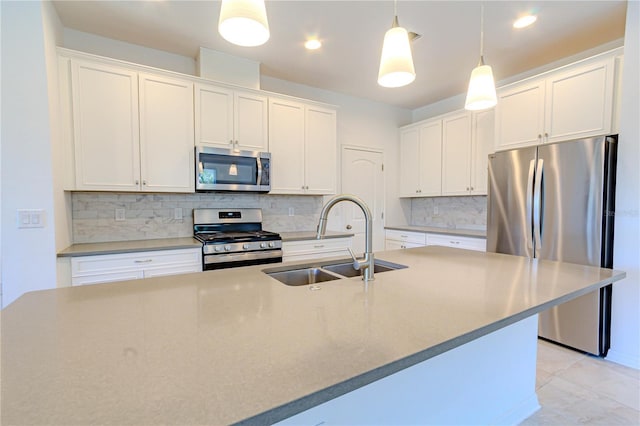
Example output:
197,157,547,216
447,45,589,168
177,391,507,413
282,237,352,262
71,248,201,276
385,239,425,250
426,234,486,252
385,230,427,245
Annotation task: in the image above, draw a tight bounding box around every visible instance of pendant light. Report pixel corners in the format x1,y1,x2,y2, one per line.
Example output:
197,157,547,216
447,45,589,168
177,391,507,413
465,4,497,110
218,0,270,47
377,0,415,88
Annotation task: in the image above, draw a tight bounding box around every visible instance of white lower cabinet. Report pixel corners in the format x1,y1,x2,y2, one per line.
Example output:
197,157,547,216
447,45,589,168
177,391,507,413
385,229,486,252
426,234,486,252
71,248,202,286
282,237,352,262
385,230,427,250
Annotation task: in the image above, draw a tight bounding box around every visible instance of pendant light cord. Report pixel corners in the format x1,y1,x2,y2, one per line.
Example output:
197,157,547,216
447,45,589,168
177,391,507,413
394,0,397,17
480,3,485,59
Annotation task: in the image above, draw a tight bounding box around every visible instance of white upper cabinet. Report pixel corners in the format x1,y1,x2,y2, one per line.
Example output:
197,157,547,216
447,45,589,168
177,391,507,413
195,83,268,152
399,120,442,197
71,60,141,191
268,97,337,195
495,53,616,151
470,109,495,195
69,59,194,193
441,111,472,196
441,110,494,196
305,105,337,194
139,73,194,192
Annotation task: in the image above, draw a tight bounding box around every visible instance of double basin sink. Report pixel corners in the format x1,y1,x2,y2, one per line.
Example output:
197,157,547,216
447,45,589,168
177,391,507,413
263,258,407,286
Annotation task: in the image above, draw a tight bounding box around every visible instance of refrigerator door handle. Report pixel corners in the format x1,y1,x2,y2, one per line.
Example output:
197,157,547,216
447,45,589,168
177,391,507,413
533,159,544,258
526,159,536,251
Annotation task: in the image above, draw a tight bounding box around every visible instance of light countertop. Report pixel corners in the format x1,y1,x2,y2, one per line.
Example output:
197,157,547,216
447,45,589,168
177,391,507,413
2,247,624,425
58,233,353,258
57,237,203,257
385,225,487,238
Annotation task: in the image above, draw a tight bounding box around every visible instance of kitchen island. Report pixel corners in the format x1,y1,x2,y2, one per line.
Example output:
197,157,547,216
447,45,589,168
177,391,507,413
1,247,625,425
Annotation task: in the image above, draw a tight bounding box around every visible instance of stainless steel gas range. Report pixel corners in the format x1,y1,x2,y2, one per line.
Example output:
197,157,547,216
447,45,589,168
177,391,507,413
193,208,282,271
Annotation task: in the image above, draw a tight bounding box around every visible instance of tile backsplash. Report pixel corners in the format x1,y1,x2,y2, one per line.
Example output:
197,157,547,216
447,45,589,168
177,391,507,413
410,196,487,230
72,192,324,243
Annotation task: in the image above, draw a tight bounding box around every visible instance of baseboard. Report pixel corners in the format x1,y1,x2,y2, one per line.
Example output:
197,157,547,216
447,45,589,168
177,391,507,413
606,349,640,370
492,393,541,426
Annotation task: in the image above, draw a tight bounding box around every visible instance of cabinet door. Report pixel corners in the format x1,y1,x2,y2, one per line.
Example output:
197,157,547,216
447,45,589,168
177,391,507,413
139,73,195,193
268,98,305,194
470,109,494,195
495,79,545,151
418,121,443,196
305,106,337,194
234,91,268,151
71,60,140,191
442,112,472,195
194,83,234,149
399,127,421,197
545,57,614,143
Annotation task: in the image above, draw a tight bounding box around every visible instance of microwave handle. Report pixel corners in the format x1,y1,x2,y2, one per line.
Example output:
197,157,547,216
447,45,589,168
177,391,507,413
256,156,263,185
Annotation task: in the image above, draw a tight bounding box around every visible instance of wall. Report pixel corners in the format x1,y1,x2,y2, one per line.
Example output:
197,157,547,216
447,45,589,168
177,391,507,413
63,28,197,76
0,1,60,307
409,196,486,230
608,1,640,369
72,193,323,243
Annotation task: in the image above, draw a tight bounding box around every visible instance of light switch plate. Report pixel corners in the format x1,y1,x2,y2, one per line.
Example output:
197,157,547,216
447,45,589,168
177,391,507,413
17,209,45,228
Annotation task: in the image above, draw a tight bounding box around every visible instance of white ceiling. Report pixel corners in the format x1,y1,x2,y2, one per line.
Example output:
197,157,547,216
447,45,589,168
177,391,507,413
52,1,627,110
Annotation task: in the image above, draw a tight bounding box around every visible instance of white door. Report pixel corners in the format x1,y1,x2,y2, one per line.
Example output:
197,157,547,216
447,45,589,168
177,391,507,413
341,147,385,253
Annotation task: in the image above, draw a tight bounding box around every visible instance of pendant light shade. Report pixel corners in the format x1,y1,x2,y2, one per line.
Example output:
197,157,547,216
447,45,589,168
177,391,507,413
218,0,270,47
465,58,497,110
378,14,415,88
465,4,497,111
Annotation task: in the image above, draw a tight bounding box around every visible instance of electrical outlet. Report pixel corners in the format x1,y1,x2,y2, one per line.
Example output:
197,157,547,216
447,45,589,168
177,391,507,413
433,206,439,215
288,207,295,217
115,208,126,222
174,208,183,220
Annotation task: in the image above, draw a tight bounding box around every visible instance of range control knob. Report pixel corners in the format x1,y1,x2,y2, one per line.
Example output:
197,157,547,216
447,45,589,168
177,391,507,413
260,242,267,248
268,241,275,248
215,246,223,253
224,245,231,252
243,243,250,250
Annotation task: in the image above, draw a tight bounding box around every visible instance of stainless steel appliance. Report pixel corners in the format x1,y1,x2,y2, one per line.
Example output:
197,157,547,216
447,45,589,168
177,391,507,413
195,146,270,192
487,135,617,356
194,208,282,270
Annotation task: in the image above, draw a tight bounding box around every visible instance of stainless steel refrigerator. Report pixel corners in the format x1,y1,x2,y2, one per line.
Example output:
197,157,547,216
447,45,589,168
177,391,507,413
487,135,617,356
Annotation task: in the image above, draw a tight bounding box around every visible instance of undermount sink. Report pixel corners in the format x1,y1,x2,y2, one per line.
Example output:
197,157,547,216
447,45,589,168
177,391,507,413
263,259,407,286
266,267,341,286
322,259,407,278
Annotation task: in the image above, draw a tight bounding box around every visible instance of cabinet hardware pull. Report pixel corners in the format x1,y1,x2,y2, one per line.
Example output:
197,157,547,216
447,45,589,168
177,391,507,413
471,186,474,190
142,180,147,186
400,235,408,238
544,132,548,138
314,245,324,248
538,134,542,139
346,225,352,230
135,180,139,185
134,259,153,263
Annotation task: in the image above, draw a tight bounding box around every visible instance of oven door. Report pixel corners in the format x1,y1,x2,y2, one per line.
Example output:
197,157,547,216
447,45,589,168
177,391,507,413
196,146,270,192
203,249,283,270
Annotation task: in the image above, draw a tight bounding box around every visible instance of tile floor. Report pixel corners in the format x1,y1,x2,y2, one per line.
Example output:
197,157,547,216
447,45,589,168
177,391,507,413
520,339,640,425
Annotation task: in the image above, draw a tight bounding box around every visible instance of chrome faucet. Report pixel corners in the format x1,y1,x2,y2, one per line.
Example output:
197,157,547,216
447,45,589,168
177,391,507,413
316,194,375,281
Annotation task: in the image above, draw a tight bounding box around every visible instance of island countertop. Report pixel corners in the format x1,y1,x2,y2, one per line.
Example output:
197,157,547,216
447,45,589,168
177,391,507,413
1,247,625,425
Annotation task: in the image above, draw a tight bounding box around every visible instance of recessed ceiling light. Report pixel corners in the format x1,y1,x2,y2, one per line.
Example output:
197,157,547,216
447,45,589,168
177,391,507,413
513,14,537,29
305,39,322,50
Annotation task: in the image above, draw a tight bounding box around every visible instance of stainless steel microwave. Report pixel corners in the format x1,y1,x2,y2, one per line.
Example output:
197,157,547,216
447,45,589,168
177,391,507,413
195,146,271,192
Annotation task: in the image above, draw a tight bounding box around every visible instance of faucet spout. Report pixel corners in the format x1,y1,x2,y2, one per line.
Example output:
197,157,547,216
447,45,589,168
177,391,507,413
316,194,375,280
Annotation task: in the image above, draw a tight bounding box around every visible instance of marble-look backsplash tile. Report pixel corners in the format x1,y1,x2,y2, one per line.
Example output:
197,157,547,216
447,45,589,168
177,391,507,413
72,192,324,243
410,196,487,229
